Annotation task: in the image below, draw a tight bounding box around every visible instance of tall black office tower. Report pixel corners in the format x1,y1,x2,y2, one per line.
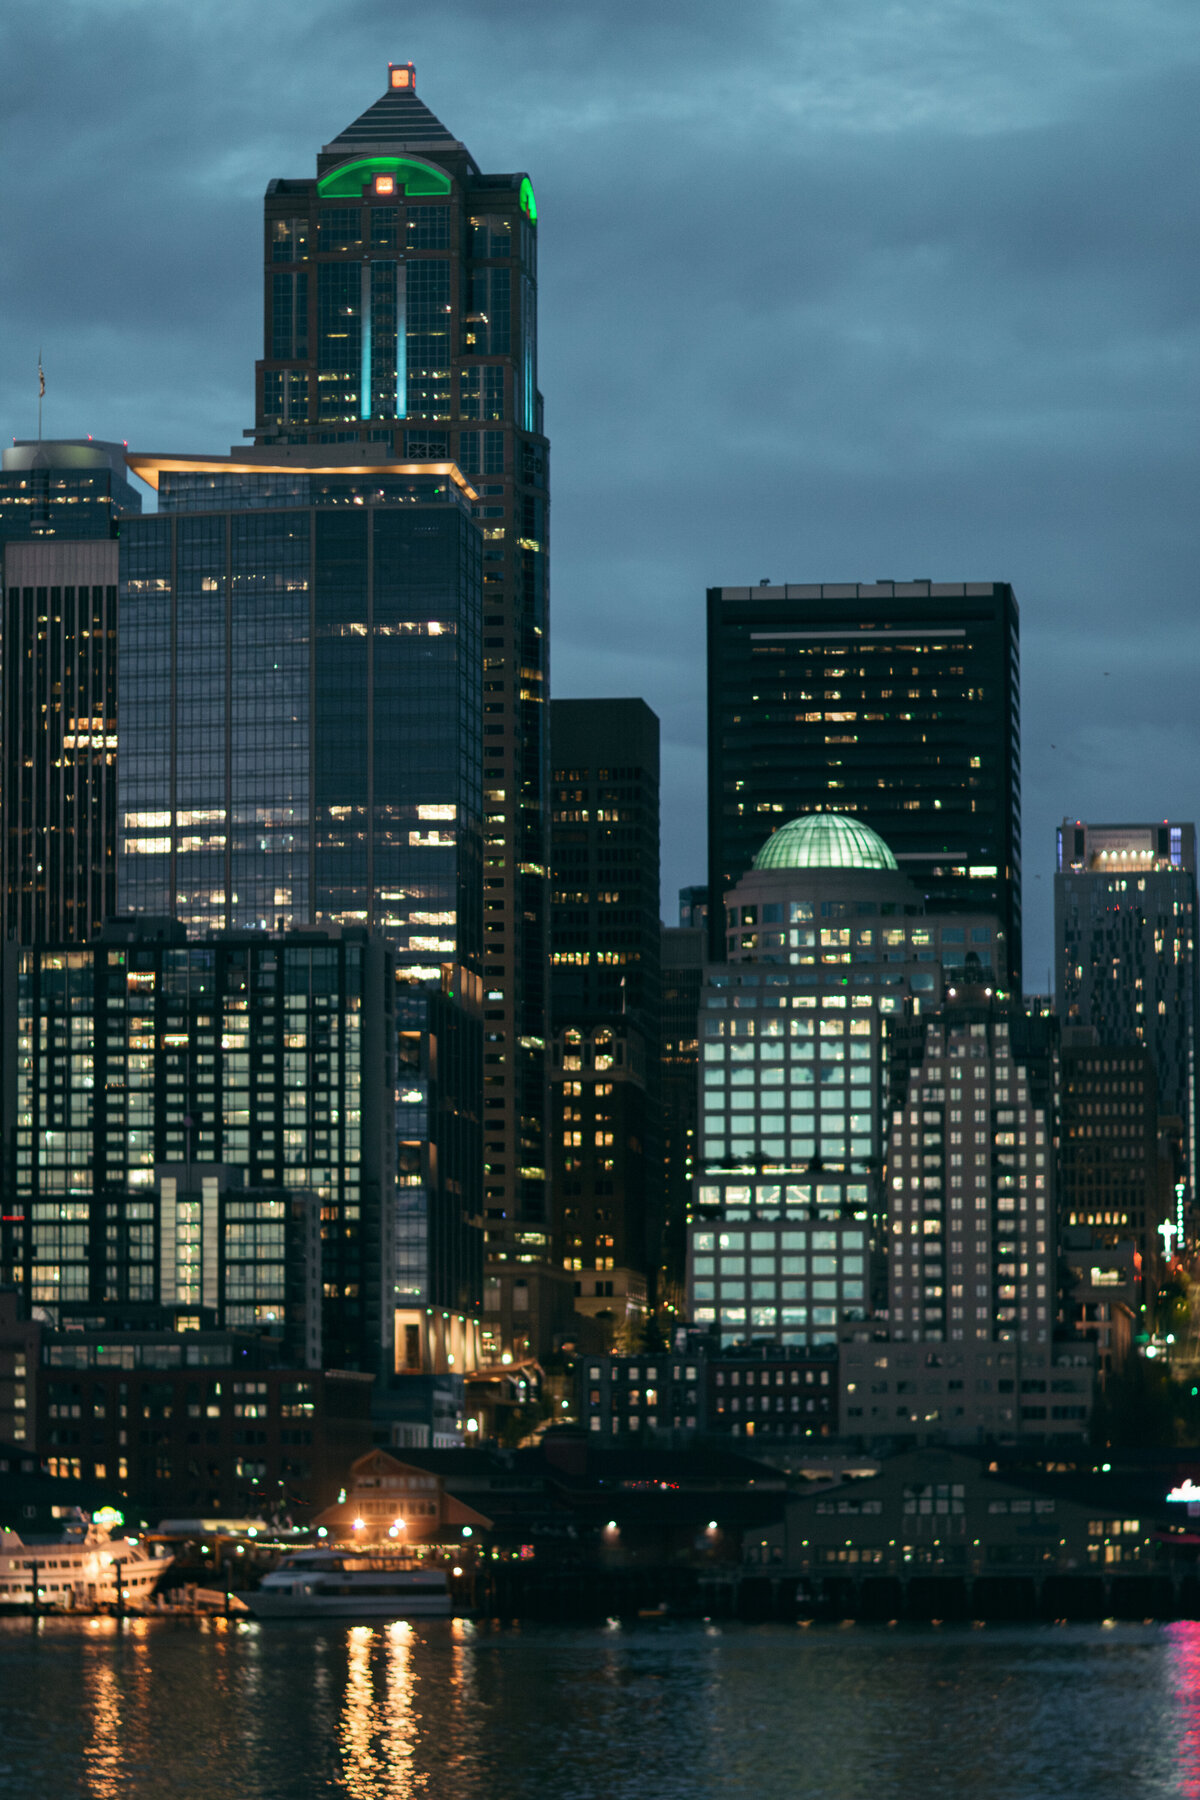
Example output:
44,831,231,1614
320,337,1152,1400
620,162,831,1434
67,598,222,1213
1056,819,1198,1223
246,63,550,1276
706,581,1021,989
549,700,661,1347
0,442,141,943
659,921,704,1312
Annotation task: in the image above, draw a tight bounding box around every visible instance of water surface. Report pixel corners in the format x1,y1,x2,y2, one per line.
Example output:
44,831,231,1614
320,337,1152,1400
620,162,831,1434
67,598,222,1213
1,1616,1198,1799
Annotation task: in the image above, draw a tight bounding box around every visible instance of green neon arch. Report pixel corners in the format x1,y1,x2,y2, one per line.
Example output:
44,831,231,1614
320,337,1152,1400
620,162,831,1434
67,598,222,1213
519,177,537,223
317,155,452,199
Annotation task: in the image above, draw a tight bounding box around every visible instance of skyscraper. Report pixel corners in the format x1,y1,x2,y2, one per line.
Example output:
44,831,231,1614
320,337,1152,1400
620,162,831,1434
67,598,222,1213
117,462,482,950
689,813,1003,1349
115,57,555,1377
116,459,485,1376
706,581,1021,988
2,540,120,944
549,699,660,1347
0,441,141,548
1058,1032,1166,1266
659,922,705,1311
0,923,399,1374
246,62,550,1267
0,442,140,944
1055,819,1198,1216
841,993,1092,1444
884,998,1055,1348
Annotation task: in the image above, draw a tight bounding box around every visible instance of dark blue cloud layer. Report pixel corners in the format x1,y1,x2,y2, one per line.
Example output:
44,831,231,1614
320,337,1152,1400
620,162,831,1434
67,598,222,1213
3,0,1197,980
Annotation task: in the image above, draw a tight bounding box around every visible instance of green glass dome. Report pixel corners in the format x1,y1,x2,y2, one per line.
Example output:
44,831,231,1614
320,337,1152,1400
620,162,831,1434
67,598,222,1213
752,813,899,873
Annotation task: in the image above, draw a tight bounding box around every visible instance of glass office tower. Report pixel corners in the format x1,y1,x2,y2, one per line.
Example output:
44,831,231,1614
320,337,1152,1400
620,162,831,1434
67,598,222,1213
706,581,1021,989
118,463,481,955
246,62,550,1281
688,813,1002,1348
116,461,485,1353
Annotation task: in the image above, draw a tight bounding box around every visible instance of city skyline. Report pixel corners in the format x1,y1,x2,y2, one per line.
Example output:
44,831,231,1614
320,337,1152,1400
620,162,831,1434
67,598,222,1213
5,20,1200,1764
2,5,1197,986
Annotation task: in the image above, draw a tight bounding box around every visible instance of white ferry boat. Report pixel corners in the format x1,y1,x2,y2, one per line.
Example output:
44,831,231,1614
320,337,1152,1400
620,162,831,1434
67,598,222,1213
0,1521,168,1611
247,1549,451,1620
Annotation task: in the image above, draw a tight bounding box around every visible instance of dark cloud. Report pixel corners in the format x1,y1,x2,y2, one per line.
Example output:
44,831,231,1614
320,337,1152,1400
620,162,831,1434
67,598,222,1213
2,0,1197,977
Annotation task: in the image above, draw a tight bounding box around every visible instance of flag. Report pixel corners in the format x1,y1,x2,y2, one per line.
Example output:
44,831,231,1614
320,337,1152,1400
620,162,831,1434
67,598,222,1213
38,357,44,399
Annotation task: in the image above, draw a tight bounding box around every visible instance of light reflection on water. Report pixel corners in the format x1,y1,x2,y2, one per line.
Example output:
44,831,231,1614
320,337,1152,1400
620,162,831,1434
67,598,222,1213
1167,1621,1200,1800
82,1640,122,1800
0,1617,1197,1799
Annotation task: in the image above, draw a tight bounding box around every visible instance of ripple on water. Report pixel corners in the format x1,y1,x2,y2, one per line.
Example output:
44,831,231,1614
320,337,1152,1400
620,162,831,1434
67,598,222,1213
0,1617,1192,1800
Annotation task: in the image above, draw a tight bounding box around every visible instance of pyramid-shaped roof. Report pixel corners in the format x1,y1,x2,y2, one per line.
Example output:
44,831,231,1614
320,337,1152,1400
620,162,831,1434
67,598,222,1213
323,75,465,159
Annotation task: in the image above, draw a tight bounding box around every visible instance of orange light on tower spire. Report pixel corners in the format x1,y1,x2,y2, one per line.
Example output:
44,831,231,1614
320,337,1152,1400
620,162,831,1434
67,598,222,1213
389,62,415,90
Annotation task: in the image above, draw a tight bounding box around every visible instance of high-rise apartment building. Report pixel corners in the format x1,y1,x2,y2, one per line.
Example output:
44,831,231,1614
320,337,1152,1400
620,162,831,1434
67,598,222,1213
706,582,1021,988
689,814,1002,1349
245,62,550,1265
883,999,1056,1347
550,700,660,1346
0,923,417,1378
1055,819,1198,1213
839,995,1092,1441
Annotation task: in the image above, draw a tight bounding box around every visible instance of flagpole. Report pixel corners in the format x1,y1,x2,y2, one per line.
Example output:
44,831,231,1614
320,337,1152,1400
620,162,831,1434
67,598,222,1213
37,351,44,443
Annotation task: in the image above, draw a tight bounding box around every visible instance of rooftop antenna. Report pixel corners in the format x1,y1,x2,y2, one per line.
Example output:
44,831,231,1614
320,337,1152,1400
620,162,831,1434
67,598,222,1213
37,351,44,442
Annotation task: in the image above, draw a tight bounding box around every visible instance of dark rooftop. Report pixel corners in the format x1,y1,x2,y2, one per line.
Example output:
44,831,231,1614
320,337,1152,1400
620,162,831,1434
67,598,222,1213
323,66,463,158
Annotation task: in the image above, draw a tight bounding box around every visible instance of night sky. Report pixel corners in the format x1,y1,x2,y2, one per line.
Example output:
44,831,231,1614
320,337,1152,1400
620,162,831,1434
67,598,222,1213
2,1,1197,985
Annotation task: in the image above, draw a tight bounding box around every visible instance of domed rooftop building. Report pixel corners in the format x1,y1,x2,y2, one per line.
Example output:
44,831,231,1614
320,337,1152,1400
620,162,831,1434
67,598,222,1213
753,813,899,875
723,812,921,963
689,807,1006,1350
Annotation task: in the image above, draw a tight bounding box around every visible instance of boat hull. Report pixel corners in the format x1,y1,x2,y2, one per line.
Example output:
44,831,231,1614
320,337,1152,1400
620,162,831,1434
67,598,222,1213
0,1547,166,1611
247,1591,452,1620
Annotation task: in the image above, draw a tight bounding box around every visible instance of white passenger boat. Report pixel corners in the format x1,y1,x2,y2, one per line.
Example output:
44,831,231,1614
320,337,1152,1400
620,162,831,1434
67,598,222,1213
247,1549,452,1619
0,1521,169,1610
